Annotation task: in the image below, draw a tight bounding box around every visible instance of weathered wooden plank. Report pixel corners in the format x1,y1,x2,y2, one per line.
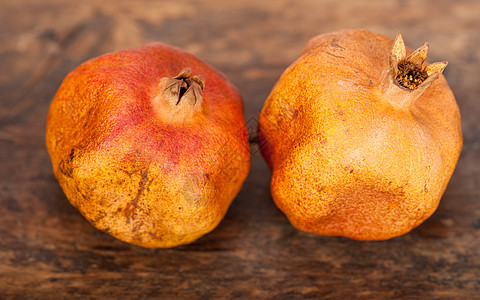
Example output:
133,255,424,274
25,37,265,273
1,0,479,299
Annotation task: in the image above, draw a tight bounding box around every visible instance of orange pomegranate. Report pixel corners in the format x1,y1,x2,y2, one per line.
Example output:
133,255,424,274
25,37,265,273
258,29,462,240
46,43,250,248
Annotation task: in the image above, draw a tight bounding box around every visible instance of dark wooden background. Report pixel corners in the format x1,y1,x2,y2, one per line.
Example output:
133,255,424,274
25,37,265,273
1,0,479,299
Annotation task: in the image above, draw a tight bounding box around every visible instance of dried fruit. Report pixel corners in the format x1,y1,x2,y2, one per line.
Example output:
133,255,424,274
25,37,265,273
258,29,462,240
46,43,250,248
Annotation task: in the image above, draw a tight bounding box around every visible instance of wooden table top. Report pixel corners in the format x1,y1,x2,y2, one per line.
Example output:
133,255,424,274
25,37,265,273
1,0,479,299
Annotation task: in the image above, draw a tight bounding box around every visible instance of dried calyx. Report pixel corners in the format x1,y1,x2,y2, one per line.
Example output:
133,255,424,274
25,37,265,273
163,67,205,106
381,34,447,108
154,67,205,122
390,34,447,91
396,60,428,90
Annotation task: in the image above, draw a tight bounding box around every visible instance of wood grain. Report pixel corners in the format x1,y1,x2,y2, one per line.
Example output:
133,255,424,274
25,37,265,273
1,0,479,299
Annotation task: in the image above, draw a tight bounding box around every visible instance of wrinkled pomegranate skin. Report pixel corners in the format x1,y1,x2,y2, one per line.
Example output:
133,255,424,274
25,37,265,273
259,29,462,240
46,43,250,248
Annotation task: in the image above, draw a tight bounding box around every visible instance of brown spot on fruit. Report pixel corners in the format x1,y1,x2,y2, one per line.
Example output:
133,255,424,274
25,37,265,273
292,110,299,119
58,160,73,178
330,40,345,50
69,148,75,160
124,171,151,224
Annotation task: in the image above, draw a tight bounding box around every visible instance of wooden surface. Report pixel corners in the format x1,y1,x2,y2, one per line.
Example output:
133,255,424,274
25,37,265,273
1,0,480,299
